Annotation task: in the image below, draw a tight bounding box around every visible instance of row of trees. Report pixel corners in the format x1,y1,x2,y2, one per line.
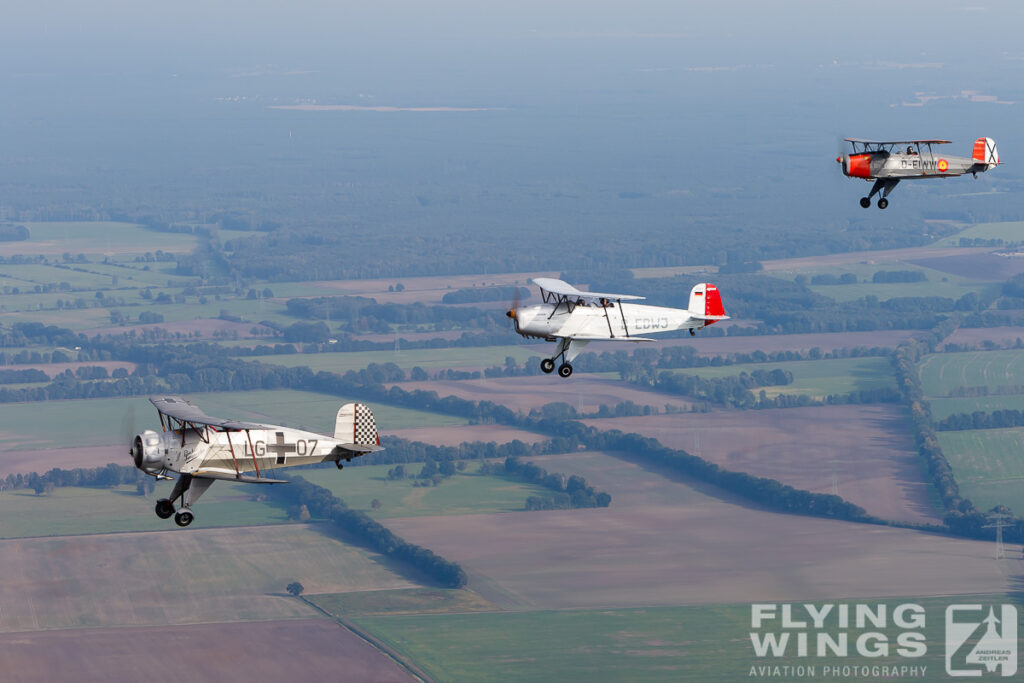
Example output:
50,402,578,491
888,318,1023,540
497,457,610,509
266,475,467,588
936,409,1024,431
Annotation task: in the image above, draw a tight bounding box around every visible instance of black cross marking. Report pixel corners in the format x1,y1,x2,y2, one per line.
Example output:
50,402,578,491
267,431,296,465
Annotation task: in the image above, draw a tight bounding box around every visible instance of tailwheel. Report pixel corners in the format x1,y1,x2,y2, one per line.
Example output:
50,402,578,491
557,363,573,378
859,197,870,208
174,509,195,527
877,198,888,209
540,358,555,374
155,498,174,519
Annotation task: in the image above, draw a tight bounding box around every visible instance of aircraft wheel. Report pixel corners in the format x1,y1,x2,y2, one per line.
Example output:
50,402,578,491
540,358,555,374
557,363,573,378
155,498,174,519
174,509,195,527
859,197,870,209
877,198,888,209
689,329,696,337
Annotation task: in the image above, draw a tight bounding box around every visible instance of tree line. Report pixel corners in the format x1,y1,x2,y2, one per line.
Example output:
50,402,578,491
264,475,467,588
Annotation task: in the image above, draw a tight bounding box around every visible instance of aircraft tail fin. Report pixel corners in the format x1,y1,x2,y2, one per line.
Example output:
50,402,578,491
688,283,728,325
335,403,380,446
972,137,999,167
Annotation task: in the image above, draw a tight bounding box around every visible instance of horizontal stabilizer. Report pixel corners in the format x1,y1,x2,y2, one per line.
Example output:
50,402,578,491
193,471,289,484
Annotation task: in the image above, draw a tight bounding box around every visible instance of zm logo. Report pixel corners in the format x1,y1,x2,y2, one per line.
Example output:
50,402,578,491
946,604,1018,677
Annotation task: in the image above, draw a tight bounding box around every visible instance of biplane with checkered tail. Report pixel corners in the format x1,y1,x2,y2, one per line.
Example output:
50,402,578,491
131,396,381,527
506,278,728,378
837,136,1000,209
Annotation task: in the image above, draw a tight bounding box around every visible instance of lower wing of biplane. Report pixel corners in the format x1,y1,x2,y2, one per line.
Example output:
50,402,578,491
131,396,382,527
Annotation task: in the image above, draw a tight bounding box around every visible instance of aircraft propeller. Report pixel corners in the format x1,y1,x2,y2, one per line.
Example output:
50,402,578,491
505,285,521,332
835,136,849,175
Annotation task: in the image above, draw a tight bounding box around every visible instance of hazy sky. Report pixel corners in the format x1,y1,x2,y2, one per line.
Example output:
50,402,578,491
2,1,1022,227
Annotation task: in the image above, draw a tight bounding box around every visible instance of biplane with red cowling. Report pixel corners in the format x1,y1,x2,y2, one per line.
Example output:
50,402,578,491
506,278,728,378
837,137,999,208
130,396,382,527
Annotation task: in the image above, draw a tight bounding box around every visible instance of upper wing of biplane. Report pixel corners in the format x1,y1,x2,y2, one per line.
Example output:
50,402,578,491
531,277,645,302
150,396,272,432
844,138,952,145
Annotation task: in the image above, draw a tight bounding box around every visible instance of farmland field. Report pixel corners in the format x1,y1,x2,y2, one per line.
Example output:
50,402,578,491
395,374,693,413
0,523,416,632
929,394,1024,420
937,428,1024,513
354,594,1024,683
918,350,1024,397
298,462,554,519
0,619,415,683
1,222,198,257
0,483,293,538
309,587,495,616
582,405,938,524
933,220,1024,247
666,356,896,399
246,345,545,373
387,451,1009,610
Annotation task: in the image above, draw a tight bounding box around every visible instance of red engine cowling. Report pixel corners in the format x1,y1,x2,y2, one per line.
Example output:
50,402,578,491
844,153,873,179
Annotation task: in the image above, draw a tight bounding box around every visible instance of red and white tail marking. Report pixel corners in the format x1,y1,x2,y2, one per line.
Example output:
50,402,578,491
688,283,726,324
973,137,999,167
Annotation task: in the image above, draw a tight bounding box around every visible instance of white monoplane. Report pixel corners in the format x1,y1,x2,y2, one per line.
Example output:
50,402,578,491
131,396,381,526
506,278,728,377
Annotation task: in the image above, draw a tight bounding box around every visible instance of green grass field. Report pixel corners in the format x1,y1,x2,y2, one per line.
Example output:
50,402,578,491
929,395,1024,420
919,350,1024,398
937,428,1024,513
0,390,466,452
765,262,986,304
0,483,294,538
309,587,495,616
933,220,1024,247
247,345,544,373
353,595,1024,683
667,357,896,399
298,462,552,518
13,221,199,258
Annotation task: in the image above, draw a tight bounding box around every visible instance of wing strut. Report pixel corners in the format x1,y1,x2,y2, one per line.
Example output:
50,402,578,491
245,430,262,478
616,300,633,338
223,429,241,477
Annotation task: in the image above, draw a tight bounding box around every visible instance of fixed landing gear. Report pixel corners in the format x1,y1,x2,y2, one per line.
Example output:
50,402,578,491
174,508,194,527
539,357,573,378
859,197,871,208
877,198,888,209
155,498,174,519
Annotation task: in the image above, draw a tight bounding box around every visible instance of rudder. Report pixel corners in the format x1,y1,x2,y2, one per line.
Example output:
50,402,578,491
688,283,725,318
973,137,999,167
335,403,380,445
